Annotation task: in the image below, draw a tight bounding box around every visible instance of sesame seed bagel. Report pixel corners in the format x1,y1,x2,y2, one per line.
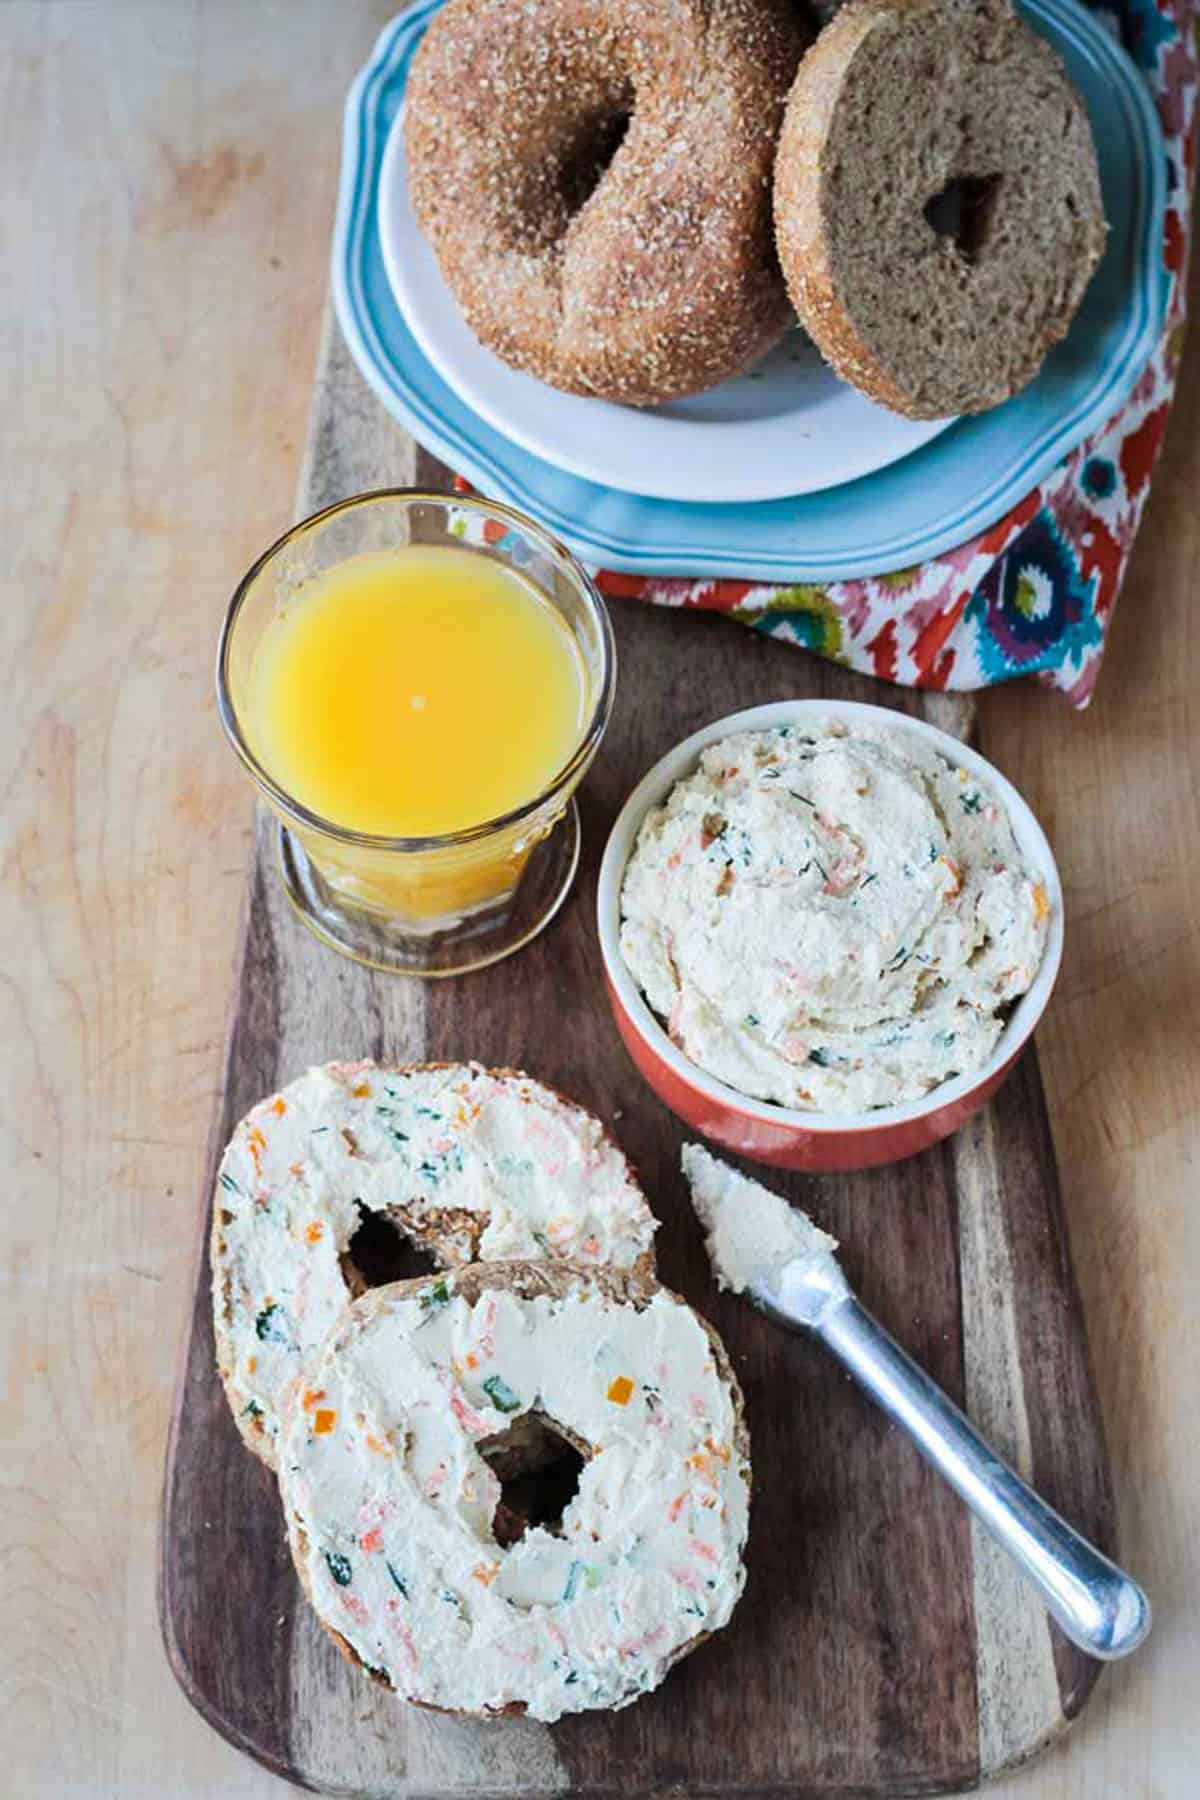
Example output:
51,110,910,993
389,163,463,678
405,0,807,406
279,1263,751,1721
211,1062,657,1468
773,0,1106,418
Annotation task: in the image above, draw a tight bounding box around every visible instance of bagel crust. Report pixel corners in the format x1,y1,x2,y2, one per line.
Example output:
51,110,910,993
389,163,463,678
405,0,807,405
211,1063,657,1467
774,0,1106,417
279,1264,751,1721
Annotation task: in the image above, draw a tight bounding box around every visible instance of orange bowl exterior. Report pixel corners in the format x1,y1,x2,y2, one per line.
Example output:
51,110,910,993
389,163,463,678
605,974,1018,1173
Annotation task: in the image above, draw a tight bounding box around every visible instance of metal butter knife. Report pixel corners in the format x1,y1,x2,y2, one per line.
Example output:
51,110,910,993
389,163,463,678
683,1145,1151,1661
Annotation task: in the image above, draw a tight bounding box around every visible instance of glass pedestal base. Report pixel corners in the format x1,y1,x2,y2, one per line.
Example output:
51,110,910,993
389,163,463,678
274,800,581,977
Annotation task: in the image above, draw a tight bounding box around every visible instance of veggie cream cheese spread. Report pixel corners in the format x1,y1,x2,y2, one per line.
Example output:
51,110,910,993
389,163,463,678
620,722,1051,1112
212,1063,657,1465
682,1143,837,1295
279,1269,750,1722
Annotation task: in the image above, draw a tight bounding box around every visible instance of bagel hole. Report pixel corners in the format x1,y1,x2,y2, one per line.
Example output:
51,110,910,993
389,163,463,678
479,1412,587,1548
557,99,632,214
341,1201,438,1290
924,173,1003,263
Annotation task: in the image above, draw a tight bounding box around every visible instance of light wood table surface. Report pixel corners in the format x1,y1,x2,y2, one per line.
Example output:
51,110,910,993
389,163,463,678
3,4,1196,1795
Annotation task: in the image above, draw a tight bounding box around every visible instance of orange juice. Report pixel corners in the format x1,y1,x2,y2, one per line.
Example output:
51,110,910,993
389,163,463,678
247,546,588,838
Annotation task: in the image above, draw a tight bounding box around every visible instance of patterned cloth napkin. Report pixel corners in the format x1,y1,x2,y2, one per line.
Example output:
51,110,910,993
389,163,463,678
593,0,1197,706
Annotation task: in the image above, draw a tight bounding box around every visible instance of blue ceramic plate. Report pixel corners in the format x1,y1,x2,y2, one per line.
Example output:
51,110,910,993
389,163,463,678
333,0,1167,580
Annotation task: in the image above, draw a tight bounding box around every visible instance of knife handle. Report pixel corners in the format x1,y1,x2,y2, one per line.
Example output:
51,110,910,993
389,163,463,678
818,1295,1150,1661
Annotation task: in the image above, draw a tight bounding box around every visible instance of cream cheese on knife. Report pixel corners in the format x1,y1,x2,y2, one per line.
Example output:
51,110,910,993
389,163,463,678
682,1143,836,1294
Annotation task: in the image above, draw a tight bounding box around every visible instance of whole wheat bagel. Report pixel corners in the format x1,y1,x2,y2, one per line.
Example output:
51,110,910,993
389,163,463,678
279,1262,751,1721
211,1062,657,1467
405,0,806,405
773,0,1106,418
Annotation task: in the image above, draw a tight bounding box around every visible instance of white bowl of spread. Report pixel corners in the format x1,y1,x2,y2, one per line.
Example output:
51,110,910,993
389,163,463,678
597,699,1063,1171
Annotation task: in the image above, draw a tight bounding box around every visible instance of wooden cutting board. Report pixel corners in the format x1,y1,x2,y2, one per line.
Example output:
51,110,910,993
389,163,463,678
160,316,1116,1798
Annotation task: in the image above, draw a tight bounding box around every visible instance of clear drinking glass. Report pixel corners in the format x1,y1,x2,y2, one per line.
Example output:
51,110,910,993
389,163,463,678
217,490,615,976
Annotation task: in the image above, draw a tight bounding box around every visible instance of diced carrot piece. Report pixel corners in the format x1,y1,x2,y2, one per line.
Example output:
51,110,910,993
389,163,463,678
272,1097,287,1116
606,1376,635,1406
313,1409,336,1435
305,1221,324,1244
360,1526,384,1554
1032,882,1051,923
352,1082,371,1098
302,1388,326,1410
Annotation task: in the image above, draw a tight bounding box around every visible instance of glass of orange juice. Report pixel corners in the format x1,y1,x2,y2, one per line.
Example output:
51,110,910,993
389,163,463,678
217,490,615,975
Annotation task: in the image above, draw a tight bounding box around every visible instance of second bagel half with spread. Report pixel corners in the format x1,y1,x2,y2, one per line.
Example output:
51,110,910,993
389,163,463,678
279,1262,751,1720
405,0,807,405
773,0,1106,418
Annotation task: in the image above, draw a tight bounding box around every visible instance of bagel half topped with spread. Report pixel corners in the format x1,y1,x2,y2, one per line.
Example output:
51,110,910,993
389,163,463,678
211,1062,657,1466
773,0,1106,417
405,0,807,405
279,1263,751,1720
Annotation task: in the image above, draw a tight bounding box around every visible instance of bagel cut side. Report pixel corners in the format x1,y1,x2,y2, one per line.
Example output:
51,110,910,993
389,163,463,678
279,1262,751,1721
405,0,807,406
774,0,1106,418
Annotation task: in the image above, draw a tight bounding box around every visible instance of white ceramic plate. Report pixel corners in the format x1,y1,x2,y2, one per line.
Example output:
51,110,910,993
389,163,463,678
377,117,952,504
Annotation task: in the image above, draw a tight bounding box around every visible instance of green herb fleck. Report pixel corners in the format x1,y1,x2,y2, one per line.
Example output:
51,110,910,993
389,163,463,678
242,1399,263,1420
643,1384,661,1412
386,1562,408,1598
807,1048,832,1067
419,1278,450,1312
482,1374,521,1413
960,791,983,814
743,1013,760,1029
218,1171,241,1195
859,873,878,889
532,1230,551,1255
325,1552,352,1587
255,1302,288,1344
563,1561,585,1603
309,1126,330,1135
786,789,816,809
564,1670,579,1685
